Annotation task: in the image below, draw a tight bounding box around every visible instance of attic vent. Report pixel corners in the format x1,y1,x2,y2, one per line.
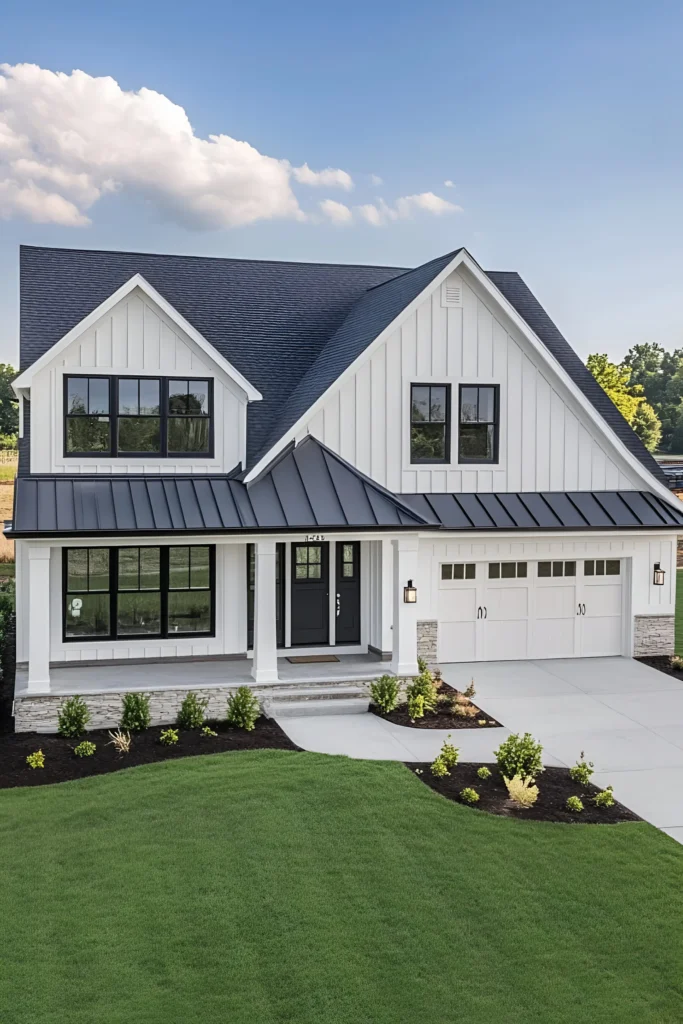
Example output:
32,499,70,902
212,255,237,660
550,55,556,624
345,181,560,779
441,280,463,308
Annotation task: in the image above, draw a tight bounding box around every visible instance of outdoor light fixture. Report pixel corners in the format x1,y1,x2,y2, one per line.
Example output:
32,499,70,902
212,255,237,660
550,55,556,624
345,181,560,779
403,579,417,604
653,562,666,586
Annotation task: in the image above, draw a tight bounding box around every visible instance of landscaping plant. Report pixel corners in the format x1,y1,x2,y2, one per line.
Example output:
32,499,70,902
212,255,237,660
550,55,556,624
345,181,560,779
453,703,478,718
406,671,438,713
504,774,539,808
460,787,479,804
57,695,90,738
160,728,179,746
594,786,615,808
227,686,260,731
494,732,544,779
569,751,594,786
430,755,450,778
120,693,151,732
370,675,399,714
566,796,584,813
463,680,476,699
26,750,45,769
477,766,492,780
176,692,209,730
440,736,459,768
201,726,218,737
407,692,425,720
74,741,96,758
107,730,132,754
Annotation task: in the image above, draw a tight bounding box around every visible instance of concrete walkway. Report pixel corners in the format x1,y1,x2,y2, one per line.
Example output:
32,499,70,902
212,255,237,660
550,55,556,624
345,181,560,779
277,657,683,845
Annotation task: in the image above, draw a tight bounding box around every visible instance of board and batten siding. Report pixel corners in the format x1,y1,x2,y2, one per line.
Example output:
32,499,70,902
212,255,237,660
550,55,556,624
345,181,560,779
29,287,247,475
297,272,642,494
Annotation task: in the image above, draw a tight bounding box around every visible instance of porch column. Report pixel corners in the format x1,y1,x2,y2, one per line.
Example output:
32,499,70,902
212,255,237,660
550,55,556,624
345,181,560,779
251,539,279,683
27,545,51,693
391,536,419,677
381,538,394,654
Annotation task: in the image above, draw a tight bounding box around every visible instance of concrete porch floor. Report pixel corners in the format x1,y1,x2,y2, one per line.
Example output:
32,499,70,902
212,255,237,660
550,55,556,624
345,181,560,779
15,652,388,697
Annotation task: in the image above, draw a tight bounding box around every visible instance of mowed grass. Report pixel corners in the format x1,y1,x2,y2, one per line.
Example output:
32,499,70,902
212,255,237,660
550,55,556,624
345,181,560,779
1,751,683,1024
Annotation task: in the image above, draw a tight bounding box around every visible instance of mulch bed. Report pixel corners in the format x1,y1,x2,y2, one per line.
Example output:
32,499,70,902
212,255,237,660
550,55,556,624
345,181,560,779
637,655,683,681
0,718,299,789
410,762,640,824
371,682,501,730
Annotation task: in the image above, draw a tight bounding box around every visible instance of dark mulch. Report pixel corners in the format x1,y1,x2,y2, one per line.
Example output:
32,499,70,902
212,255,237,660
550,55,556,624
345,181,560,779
0,718,299,789
636,655,683,681
371,684,501,730
411,762,641,824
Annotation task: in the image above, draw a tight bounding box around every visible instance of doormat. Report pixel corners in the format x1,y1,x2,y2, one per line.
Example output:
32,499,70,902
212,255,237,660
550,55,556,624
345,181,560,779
286,655,340,664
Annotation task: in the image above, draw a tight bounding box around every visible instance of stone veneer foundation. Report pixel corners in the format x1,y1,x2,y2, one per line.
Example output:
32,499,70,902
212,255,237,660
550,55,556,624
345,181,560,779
632,615,675,656
417,620,438,669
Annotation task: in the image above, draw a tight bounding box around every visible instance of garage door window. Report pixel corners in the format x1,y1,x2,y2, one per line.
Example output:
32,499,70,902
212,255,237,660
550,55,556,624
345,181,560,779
488,561,527,579
584,559,620,576
538,560,576,578
441,563,476,580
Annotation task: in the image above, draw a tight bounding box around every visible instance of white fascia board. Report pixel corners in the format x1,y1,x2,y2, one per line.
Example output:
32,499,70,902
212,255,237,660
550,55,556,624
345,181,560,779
12,273,262,402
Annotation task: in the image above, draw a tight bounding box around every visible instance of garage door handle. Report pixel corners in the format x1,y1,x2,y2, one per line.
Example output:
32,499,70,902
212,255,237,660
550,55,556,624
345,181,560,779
483,606,487,619
577,603,581,616
582,603,586,616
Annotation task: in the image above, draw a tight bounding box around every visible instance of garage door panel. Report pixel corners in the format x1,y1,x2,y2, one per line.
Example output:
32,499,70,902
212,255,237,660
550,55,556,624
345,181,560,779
485,620,529,660
439,587,477,620
535,585,577,619
582,616,622,657
585,583,622,617
532,618,577,659
439,621,477,662
486,586,529,621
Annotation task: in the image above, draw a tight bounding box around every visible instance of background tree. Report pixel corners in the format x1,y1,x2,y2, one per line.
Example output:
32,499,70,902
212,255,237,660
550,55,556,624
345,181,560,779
631,401,662,452
0,365,18,446
586,353,644,423
621,343,683,452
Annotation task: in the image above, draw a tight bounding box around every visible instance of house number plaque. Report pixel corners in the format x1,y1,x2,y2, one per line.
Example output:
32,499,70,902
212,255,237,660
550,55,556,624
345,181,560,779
305,534,325,542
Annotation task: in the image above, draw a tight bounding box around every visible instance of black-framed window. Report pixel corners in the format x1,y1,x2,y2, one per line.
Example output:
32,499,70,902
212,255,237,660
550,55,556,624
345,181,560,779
294,544,322,580
410,384,450,463
459,385,499,463
340,543,357,579
63,376,213,457
63,546,215,641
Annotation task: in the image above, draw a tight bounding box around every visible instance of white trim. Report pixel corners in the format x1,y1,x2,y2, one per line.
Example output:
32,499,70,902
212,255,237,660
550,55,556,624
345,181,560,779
13,273,262,403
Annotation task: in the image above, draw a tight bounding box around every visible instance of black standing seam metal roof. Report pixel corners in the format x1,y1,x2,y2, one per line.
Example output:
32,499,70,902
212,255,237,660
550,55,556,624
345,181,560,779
18,245,667,487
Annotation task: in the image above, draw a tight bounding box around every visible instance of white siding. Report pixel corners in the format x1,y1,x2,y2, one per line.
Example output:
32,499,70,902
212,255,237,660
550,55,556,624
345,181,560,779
295,272,642,493
30,287,248,475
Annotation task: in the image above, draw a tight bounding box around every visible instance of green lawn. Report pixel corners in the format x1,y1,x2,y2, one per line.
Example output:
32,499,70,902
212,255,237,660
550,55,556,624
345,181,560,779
1,751,682,1024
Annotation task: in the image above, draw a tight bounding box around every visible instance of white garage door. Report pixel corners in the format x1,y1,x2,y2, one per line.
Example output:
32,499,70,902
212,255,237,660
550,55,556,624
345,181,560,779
437,557,624,662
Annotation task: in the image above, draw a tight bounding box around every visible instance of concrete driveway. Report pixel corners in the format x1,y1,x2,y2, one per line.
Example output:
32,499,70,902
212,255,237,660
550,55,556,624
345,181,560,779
441,657,683,844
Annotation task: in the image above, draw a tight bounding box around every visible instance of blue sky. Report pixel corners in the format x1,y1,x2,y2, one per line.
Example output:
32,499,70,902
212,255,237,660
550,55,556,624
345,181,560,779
2,0,683,366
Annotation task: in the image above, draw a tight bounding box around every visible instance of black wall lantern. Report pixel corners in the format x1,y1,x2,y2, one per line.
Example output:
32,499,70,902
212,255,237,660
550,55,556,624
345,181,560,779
653,562,666,586
403,579,417,604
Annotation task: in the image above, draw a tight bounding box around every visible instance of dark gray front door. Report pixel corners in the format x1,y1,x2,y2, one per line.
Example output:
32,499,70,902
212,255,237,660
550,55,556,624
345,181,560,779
335,542,361,645
291,543,329,646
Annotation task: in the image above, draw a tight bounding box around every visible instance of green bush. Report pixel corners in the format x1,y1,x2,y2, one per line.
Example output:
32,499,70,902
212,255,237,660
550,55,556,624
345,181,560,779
160,728,179,746
569,751,594,786
57,695,90,738
566,796,584,813
201,726,218,738
494,732,544,779
460,787,479,805
594,786,615,808
430,755,450,778
440,736,459,768
26,750,45,769
477,766,492,780
370,675,399,714
407,692,425,720
74,740,96,758
406,672,438,713
176,692,208,730
227,686,260,731
120,693,151,732
417,656,428,674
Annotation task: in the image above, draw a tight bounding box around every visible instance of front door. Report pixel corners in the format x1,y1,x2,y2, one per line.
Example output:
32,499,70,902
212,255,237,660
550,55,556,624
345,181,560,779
335,542,361,645
291,543,329,646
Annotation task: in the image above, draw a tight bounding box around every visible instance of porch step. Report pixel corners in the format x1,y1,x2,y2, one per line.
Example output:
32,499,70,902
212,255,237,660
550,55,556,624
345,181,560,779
261,684,368,703
268,697,370,718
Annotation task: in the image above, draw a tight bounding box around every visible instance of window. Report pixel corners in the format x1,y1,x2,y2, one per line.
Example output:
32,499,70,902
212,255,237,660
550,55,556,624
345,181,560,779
295,545,322,580
584,559,620,577
488,561,527,579
441,563,476,581
410,384,450,463
64,376,213,457
459,385,499,463
341,544,356,578
538,560,577,578
63,546,215,641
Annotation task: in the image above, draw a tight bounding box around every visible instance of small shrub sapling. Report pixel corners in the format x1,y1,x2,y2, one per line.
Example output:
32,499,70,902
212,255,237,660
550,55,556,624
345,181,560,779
120,693,151,732
569,751,594,786
74,741,96,758
594,786,616,808
176,692,208,730
566,796,584,813
477,766,492,780
26,750,45,769
460,788,479,805
430,755,450,778
57,696,90,738
370,675,399,714
160,728,179,746
495,732,544,779
504,775,539,808
407,692,425,720
227,686,260,731
439,736,459,768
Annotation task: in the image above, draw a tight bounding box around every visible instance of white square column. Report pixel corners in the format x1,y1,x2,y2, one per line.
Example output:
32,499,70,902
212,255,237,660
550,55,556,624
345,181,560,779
27,545,51,693
391,536,419,677
251,539,279,684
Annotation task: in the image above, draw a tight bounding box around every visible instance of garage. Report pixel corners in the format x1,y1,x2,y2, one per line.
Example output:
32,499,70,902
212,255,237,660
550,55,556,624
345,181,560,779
437,557,624,662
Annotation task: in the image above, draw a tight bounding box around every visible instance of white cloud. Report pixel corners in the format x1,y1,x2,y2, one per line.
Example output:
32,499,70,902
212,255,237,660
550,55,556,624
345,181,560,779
357,191,462,227
444,179,455,188
370,173,383,186
0,63,353,229
319,198,353,225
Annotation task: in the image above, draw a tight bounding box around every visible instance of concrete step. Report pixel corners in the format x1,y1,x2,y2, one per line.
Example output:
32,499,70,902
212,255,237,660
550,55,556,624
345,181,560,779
268,697,370,718
262,685,367,703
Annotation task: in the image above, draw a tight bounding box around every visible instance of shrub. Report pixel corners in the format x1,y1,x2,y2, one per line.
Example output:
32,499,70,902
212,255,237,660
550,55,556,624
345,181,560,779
672,655,683,672
594,786,615,808
120,693,151,732
417,656,428,674
504,774,539,808
406,672,438,713
569,751,594,786
495,732,544,779
57,695,90,738
440,735,459,768
477,766,492,780
430,755,450,778
227,686,260,731
370,675,399,714
464,679,476,699
107,729,132,753
176,692,208,730
26,749,45,769
407,692,425,720
566,796,584,812
74,740,96,758
201,726,218,738
460,787,479,804
160,728,179,746
454,703,478,719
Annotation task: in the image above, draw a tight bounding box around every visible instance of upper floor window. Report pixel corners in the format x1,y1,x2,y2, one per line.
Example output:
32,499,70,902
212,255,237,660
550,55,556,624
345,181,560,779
64,376,213,458
410,384,450,463
459,385,499,463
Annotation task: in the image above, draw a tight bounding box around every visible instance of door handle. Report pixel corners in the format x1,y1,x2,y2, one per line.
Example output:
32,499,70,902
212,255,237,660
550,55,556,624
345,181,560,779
484,606,487,619
336,594,340,617
477,606,481,619
577,603,581,616
582,603,586,616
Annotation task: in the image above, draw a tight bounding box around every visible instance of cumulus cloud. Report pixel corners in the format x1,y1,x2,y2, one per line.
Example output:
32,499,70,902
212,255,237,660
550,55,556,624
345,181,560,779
357,191,462,226
370,173,383,186
0,63,353,229
319,198,353,225
444,179,455,188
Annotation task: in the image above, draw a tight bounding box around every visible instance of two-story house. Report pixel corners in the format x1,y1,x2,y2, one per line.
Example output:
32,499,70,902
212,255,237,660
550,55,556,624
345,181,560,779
8,245,683,731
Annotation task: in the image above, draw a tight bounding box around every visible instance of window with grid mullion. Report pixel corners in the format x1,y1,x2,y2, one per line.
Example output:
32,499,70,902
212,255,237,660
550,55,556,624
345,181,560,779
410,384,450,463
